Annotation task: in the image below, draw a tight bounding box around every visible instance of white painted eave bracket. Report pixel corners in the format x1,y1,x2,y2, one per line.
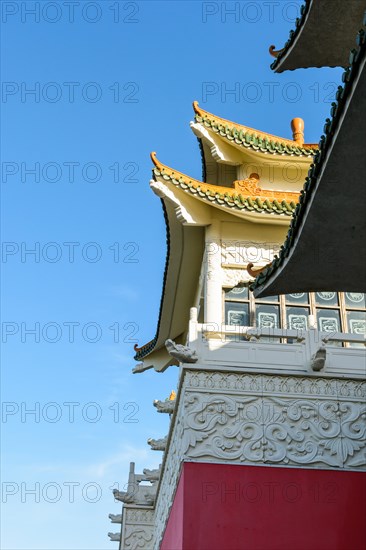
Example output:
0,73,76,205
191,121,314,167
150,178,211,226
191,121,241,165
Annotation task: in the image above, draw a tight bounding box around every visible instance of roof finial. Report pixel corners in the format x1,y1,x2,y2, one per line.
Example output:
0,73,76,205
247,262,271,278
269,45,284,58
192,100,203,117
150,151,159,166
291,117,304,146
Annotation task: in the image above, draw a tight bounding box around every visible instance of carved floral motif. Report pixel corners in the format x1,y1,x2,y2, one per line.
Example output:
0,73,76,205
221,241,280,269
124,527,153,550
153,371,366,550
181,381,366,468
234,176,299,202
222,268,251,287
153,399,185,549
125,508,154,524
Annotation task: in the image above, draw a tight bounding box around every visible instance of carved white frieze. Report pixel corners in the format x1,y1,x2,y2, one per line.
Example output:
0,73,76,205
154,408,185,550
221,240,280,268
121,507,154,550
124,527,153,549
182,393,366,468
222,267,251,287
125,508,154,523
153,370,366,549
181,372,366,469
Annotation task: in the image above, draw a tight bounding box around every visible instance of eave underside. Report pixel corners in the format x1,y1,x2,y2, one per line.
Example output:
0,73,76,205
273,0,366,72
134,199,205,370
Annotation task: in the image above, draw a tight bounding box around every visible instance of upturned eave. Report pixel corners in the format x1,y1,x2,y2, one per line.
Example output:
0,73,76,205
270,0,366,72
253,30,366,296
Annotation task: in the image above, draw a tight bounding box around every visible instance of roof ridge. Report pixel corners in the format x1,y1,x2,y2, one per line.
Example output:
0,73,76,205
192,101,317,151
151,153,299,208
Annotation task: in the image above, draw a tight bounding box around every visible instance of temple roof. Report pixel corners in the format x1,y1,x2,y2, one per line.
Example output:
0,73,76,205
270,0,366,72
252,27,366,296
134,152,302,366
132,103,318,367
193,101,318,156
151,153,299,217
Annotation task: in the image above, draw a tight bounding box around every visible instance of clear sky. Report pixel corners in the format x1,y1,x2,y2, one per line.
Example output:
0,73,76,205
1,1,343,549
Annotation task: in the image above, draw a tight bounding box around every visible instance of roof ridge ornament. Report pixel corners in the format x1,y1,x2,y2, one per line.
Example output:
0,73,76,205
154,396,176,414
165,339,198,364
147,435,168,451
108,532,121,542
112,462,158,506
143,466,162,482
192,100,201,115
109,514,122,524
291,117,305,146
234,174,299,202
269,45,284,58
247,262,272,278
134,339,153,354
150,151,160,168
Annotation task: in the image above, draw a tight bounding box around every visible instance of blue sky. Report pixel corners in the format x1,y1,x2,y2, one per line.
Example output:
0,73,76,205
1,1,343,548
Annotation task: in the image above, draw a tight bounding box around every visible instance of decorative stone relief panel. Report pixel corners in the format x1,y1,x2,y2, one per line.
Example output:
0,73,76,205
221,241,280,268
222,267,251,287
183,393,366,468
121,506,154,550
182,372,366,469
153,396,186,550
153,370,366,549
123,528,153,549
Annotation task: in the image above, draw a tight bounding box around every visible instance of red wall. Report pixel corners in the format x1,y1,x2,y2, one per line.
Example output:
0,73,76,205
160,466,184,550
161,462,366,550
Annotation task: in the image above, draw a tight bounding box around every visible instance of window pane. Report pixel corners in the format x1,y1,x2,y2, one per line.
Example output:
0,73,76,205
256,304,280,329
347,310,366,335
317,309,341,332
255,294,279,303
347,310,366,348
225,302,249,326
285,293,309,305
224,285,249,301
315,292,338,306
286,307,309,330
345,292,366,309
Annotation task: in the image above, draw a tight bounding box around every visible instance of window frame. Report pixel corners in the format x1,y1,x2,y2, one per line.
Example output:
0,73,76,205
223,286,366,345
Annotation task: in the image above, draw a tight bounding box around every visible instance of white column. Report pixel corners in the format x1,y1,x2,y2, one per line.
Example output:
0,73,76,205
204,220,222,328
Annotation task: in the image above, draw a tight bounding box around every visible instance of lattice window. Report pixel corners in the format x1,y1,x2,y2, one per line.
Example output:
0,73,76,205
223,285,366,346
